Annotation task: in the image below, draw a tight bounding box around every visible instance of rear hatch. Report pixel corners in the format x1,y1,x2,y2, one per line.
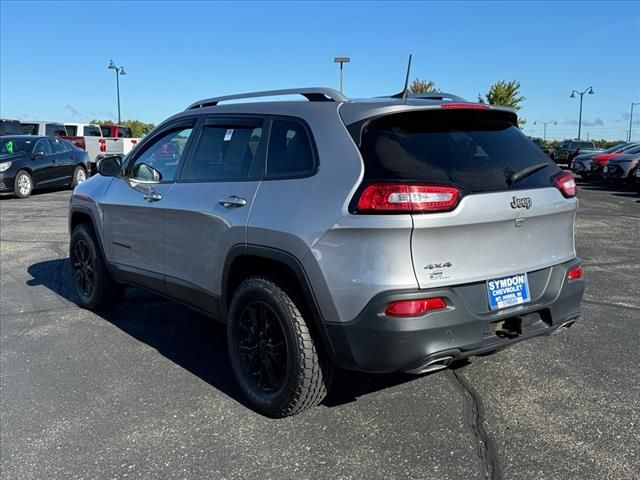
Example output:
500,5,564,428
352,107,577,289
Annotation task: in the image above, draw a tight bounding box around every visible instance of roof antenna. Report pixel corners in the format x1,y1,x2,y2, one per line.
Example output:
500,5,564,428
390,54,412,100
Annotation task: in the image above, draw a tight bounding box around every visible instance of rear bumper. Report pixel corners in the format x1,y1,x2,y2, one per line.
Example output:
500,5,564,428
324,258,584,373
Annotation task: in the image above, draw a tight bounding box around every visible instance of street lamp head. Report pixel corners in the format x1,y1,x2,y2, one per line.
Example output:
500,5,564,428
553,121,557,125
587,87,594,95
334,57,350,63
119,67,127,76
108,60,116,69
570,91,576,98
534,121,537,125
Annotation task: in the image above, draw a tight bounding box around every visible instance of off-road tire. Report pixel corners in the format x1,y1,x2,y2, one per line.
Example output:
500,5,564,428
227,276,333,417
70,223,124,310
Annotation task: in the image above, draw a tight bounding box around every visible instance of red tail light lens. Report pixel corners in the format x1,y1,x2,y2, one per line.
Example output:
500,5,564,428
98,138,106,153
552,171,577,198
567,265,583,281
441,103,490,110
357,184,461,213
385,298,447,317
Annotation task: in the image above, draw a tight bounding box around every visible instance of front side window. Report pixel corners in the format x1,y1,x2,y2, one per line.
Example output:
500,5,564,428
118,127,132,138
129,128,193,182
266,119,315,177
182,122,263,181
21,123,37,135
49,138,70,154
46,124,67,136
34,139,53,156
84,125,101,137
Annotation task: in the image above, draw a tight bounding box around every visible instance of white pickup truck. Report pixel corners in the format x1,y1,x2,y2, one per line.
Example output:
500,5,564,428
99,124,141,156
63,123,124,172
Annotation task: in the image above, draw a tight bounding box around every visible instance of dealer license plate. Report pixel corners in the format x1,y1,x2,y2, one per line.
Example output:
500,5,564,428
487,273,531,310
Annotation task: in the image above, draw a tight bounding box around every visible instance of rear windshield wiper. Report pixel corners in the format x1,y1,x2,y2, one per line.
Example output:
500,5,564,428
508,163,549,185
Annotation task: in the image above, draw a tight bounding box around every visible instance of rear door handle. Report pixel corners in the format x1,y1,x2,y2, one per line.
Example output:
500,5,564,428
218,195,247,208
143,192,162,202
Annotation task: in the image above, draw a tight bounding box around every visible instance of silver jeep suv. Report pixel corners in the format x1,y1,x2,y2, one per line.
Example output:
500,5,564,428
69,88,584,417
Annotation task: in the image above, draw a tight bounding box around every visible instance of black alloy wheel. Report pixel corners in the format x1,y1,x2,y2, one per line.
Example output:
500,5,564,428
72,238,95,298
237,301,288,393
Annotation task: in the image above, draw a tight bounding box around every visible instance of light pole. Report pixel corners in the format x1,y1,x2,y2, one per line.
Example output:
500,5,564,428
628,102,640,142
533,120,557,141
333,57,350,93
570,86,594,140
108,60,127,124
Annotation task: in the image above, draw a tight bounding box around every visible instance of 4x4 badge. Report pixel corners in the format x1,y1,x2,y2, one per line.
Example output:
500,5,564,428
510,196,532,209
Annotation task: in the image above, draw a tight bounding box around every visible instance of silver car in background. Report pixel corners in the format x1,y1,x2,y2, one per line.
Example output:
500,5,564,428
603,150,640,183
68,88,585,416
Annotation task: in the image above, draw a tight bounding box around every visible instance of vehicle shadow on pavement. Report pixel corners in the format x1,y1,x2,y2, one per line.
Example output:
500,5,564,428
27,258,418,411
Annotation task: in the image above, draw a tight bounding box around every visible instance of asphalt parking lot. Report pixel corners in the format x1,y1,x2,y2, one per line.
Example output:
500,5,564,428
1,180,639,480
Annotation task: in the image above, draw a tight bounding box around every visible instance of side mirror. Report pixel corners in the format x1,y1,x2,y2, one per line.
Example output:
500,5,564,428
97,155,123,177
31,151,45,159
131,163,163,183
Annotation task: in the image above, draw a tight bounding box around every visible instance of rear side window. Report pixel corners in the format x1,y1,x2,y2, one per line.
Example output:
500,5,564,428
0,121,23,135
266,118,315,177
358,110,559,193
84,125,101,137
65,125,78,136
46,124,67,136
100,126,112,137
183,121,264,181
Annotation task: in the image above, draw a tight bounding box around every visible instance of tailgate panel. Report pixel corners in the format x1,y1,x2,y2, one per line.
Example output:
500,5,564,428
411,187,577,289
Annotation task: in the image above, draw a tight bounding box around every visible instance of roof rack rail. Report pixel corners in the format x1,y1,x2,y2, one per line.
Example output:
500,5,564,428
186,87,349,110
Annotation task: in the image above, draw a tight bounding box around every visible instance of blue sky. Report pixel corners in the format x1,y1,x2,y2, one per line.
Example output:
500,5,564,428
1,0,639,140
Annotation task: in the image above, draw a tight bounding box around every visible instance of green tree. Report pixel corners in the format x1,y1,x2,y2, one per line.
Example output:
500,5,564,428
409,78,439,94
89,119,155,137
478,80,526,126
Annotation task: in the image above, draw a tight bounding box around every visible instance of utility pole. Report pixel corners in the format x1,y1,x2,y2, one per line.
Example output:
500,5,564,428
533,120,557,141
629,102,640,142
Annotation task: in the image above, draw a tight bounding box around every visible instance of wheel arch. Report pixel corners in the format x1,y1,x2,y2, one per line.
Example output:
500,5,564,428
222,245,338,361
69,206,109,269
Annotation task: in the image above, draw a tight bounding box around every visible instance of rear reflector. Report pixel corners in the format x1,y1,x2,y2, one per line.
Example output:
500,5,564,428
552,171,577,198
567,265,583,281
441,103,490,110
357,184,461,213
385,298,447,317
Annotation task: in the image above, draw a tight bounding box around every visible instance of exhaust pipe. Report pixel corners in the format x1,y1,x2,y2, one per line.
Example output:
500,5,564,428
407,355,454,374
552,319,576,335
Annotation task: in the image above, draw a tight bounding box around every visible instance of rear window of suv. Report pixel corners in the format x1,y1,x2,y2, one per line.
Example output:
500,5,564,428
357,110,559,193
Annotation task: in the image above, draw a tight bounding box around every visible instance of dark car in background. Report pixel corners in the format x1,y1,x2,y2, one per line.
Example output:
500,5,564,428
0,119,23,136
0,136,90,198
554,140,600,165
